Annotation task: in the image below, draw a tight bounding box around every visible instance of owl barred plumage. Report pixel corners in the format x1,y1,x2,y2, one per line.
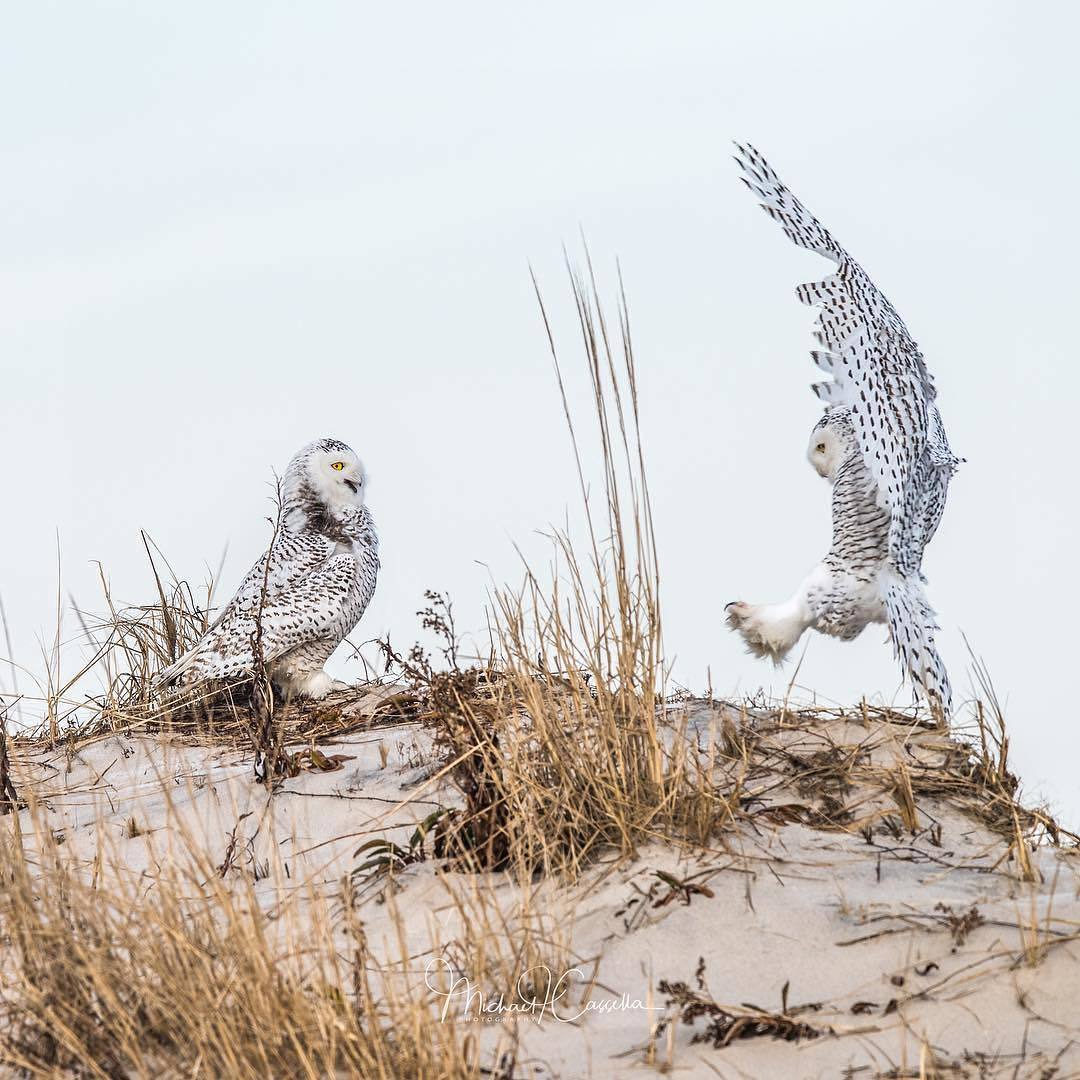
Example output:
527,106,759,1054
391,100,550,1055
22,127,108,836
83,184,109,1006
724,145,961,715
156,438,379,700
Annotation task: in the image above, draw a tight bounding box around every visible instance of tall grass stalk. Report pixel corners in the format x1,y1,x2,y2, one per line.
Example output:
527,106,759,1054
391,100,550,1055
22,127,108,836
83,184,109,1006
415,259,725,879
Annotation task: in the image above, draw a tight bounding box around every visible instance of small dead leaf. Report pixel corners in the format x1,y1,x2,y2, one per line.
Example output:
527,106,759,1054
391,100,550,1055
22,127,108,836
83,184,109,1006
652,874,715,909
288,748,357,774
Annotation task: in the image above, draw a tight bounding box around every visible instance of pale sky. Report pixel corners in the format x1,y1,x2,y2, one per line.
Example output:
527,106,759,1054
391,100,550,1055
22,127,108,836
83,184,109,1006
3,3,1078,822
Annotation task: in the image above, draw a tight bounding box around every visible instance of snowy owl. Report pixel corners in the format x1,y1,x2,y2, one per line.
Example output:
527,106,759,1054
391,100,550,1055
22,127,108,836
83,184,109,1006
724,145,961,714
156,438,379,700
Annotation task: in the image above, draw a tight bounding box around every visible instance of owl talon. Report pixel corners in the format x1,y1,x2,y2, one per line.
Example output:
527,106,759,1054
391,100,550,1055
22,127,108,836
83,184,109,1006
724,600,751,625
725,600,803,664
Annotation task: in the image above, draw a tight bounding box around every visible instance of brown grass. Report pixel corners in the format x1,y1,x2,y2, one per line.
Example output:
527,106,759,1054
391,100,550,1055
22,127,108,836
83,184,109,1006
363,262,730,880
1,259,1076,1077
0,797,498,1079
0,699,19,815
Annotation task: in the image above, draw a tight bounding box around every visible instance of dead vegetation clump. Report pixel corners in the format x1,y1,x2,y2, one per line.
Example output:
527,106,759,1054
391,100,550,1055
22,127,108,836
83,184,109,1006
691,695,1078,875
656,959,826,1050
361,265,732,880
934,902,986,946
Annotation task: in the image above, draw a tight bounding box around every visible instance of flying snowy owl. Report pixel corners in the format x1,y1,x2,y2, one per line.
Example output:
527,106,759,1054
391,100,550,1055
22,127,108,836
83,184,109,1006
156,438,379,700
724,144,962,714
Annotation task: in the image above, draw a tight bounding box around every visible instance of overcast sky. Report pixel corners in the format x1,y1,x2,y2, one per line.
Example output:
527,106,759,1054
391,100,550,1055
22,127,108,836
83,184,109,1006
3,3,1077,822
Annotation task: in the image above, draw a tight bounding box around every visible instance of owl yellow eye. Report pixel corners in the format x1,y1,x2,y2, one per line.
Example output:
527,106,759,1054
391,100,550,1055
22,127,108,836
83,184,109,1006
330,461,345,471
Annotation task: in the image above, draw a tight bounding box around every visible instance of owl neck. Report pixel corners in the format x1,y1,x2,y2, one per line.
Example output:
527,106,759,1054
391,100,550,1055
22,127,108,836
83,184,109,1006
284,498,374,547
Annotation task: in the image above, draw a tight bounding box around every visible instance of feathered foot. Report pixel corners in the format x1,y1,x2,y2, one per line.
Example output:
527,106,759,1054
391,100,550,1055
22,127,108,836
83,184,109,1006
280,669,349,700
725,599,808,664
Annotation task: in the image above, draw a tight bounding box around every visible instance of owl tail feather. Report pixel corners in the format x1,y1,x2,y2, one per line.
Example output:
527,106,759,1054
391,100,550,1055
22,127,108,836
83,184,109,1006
881,573,952,720
152,644,204,693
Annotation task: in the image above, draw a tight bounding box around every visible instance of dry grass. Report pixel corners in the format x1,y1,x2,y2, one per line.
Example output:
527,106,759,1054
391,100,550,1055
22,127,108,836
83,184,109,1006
1,260,1077,1077
0,257,696,1075
0,797,498,1079
363,263,730,880
0,700,19,815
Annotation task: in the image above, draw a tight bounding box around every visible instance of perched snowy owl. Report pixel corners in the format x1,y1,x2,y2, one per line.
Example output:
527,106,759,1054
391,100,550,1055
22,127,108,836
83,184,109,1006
724,145,962,714
156,438,379,700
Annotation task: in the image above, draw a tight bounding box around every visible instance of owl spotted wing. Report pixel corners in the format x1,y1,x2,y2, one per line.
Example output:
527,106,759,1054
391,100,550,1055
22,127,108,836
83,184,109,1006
156,530,340,684
734,143,953,576
177,553,358,680
208,530,336,630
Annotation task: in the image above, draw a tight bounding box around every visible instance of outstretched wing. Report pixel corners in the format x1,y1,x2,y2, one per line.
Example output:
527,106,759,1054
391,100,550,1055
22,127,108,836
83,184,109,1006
734,143,956,575
883,576,952,716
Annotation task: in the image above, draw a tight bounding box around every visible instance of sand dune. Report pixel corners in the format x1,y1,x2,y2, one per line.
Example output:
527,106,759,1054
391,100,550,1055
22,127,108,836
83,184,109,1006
4,685,1076,1078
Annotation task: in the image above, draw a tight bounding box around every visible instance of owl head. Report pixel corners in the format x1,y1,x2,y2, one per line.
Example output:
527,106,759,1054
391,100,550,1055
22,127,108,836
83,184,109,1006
282,438,367,517
807,408,855,481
